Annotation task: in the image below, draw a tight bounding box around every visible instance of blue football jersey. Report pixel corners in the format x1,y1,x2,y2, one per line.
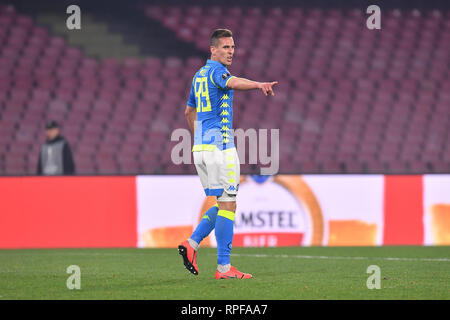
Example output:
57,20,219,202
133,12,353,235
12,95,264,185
187,59,235,151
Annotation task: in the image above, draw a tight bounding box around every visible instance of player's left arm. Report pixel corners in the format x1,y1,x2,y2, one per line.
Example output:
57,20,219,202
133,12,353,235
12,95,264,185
185,80,197,134
226,77,278,96
185,105,197,135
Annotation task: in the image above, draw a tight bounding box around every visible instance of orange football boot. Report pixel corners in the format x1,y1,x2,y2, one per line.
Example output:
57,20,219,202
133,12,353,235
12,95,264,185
178,240,199,275
215,266,253,279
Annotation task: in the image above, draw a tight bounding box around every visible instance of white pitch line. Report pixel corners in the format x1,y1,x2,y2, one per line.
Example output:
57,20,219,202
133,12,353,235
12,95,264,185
3,251,449,262
231,253,450,262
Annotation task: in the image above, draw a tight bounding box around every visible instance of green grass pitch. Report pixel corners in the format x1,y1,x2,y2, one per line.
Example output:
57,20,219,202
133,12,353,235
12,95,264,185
0,246,448,300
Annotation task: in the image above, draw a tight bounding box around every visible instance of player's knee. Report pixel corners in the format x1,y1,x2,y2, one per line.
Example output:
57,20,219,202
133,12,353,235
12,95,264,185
217,199,236,213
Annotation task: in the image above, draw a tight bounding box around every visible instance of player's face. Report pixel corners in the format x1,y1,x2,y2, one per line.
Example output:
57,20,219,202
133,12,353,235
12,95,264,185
211,37,235,66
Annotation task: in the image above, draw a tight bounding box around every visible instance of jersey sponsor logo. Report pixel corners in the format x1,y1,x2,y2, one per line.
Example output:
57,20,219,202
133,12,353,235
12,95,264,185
222,72,231,80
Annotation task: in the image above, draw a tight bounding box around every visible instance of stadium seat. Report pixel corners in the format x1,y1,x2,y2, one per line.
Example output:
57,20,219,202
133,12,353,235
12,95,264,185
0,4,449,175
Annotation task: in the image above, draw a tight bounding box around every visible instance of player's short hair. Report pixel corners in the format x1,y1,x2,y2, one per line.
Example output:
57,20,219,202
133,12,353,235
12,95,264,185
210,29,233,47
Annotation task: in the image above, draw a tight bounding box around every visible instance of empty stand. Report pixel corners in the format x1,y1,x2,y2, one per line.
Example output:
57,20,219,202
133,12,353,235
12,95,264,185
0,3,449,175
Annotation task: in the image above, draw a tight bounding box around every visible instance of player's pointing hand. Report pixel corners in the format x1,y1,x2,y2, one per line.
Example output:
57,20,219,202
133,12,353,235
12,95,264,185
259,81,278,96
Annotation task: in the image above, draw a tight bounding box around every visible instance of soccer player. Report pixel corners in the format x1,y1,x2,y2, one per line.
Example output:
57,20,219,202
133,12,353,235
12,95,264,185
178,29,277,279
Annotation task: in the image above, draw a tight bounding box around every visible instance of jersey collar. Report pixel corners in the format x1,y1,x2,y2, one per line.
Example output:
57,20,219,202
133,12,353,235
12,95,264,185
207,59,226,67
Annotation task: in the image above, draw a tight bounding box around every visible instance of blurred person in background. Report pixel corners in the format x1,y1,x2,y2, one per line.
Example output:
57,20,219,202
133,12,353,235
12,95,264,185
37,120,75,175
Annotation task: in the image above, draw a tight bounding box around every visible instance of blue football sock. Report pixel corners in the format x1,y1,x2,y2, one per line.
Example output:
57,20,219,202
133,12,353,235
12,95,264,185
215,209,235,266
190,204,219,245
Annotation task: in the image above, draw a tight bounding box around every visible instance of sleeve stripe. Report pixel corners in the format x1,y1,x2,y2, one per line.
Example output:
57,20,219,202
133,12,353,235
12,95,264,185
210,70,220,88
225,75,236,88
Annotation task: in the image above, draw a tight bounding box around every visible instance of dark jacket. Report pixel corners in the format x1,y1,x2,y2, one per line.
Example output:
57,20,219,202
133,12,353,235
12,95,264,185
37,135,75,175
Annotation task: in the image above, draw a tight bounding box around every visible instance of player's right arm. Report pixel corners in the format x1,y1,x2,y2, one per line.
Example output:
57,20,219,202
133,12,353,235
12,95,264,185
226,77,278,96
211,67,278,97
